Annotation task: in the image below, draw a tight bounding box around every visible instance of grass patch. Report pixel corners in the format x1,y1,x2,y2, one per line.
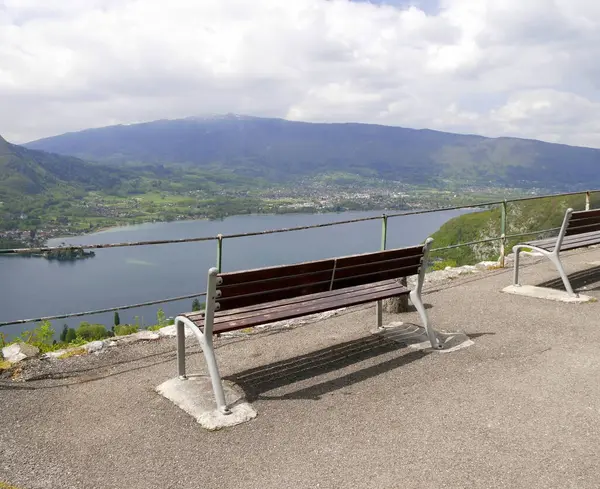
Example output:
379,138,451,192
57,348,87,359
0,360,12,372
0,481,22,489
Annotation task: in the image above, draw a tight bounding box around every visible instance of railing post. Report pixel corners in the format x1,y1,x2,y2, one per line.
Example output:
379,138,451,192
381,214,388,251
376,214,388,329
586,191,591,211
216,234,223,272
500,200,507,268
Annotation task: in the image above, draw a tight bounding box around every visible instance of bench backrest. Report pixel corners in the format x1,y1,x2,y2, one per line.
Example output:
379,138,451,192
565,209,600,236
211,241,431,312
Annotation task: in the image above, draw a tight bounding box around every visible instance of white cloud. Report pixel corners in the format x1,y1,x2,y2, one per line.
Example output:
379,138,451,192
1,0,600,148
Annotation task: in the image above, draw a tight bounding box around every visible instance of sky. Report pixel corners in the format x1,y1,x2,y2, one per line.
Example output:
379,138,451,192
2,0,600,148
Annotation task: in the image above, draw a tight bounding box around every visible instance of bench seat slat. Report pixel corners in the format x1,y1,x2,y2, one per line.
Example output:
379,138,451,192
182,280,408,334
526,230,600,251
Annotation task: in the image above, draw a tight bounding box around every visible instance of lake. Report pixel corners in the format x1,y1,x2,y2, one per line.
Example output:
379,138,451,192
0,209,471,339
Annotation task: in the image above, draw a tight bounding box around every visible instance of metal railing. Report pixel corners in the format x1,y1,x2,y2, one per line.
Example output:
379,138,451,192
0,189,596,328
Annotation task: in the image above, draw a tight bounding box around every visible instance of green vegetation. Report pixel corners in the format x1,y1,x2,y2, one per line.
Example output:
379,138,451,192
430,259,458,271
0,481,22,489
75,322,110,341
191,299,204,312
431,193,600,266
114,312,120,327
114,324,139,336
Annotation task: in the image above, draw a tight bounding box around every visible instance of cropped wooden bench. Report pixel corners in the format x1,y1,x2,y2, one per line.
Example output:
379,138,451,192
175,238,442,414
513,208,600,296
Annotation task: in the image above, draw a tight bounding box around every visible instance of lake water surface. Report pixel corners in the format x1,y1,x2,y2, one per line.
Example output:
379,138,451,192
0,209,471,338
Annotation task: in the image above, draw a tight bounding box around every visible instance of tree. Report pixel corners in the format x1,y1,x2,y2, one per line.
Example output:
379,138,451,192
156,308,167,327
192,298,203,312
114,311,121,327
60,324,69,342
65,328,77,343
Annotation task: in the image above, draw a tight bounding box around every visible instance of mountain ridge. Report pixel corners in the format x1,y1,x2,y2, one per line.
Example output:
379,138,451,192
24,115,600,190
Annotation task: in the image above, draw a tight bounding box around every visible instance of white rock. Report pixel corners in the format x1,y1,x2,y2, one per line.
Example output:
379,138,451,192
2,343,40,364
84,340,104,353
132,330,160,341
475,261,500,270
157,325,194,338
43,349,69,359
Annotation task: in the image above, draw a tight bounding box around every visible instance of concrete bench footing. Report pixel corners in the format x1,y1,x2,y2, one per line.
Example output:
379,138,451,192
156,376,257,430
502,285,595,303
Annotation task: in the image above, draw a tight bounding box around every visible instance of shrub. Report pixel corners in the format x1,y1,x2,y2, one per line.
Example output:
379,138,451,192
192,299,205,312
75,322,109,341
156,308,167,327
146,324,162,332
114,324,139,336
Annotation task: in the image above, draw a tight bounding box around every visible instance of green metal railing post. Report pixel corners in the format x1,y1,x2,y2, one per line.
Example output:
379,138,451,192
500,200,507,268
586,191,591,211
376,214,388,329
381,214,388,251
216,234,223,272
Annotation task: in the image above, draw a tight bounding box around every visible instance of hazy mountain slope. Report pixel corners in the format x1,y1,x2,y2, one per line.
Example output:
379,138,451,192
25,115,600,189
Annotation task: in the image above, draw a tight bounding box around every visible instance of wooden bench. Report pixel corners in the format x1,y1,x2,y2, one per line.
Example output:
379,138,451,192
175,238,442,414
513,208,600,296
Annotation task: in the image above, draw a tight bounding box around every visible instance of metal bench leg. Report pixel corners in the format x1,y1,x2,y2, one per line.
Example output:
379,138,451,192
513,246,521,286
376,300,383,329
410,289,442,350
550,253,577,297
176,319,187,379
175,316,231,415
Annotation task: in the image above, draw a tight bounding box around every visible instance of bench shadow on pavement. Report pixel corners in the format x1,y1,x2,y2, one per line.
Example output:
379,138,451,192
227,329,488,403
538,265,600,292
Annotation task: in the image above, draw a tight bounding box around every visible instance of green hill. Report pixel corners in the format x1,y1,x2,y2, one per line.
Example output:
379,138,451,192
0,134,124,197
431,193,600,265
25,115,600,190
0,134,129,232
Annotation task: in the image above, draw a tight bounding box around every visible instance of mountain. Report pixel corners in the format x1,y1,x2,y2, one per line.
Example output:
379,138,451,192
0,134,125,197
25,115,600,190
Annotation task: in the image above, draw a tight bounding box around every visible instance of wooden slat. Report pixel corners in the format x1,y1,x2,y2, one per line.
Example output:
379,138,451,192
567,216,600,228
219,259,334,287
212,283,408,333
218,254,422,299
560,232,600,251
212,281,405,325
216,263,421,311
333,245,423,268
528,231,600,251
571,209,600,220
525,237,557,248
185,279,403,322
566,222,600,236
217,245,424,287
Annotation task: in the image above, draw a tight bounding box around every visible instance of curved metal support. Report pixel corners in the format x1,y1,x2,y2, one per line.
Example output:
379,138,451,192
411,237,442,349
512,244,577,297
175,316,230,414
409,290,442,349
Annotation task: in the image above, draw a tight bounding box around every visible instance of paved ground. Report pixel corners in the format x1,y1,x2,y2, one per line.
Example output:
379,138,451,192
3,248,600,488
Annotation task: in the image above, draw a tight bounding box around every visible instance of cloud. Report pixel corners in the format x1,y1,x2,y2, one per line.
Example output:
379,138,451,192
1,0,600,148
